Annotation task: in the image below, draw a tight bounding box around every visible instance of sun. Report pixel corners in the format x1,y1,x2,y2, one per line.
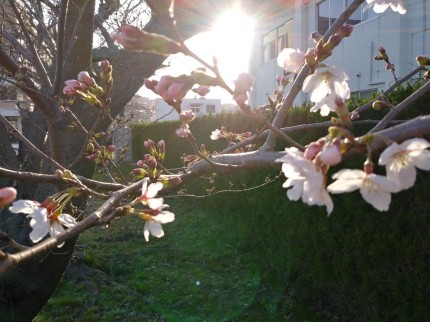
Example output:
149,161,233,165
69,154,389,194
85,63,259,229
139,8,254,102
186,8,255,83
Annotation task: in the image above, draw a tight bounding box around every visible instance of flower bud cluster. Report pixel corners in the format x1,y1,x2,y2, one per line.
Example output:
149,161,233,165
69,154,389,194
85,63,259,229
182,144,209,167
232,73,254,105
132,153,159,179
210,126,252,144
176,110,195,138
85,144,115,165
63,66,111,109
374,46,395,73
314,24,354,63
144,139,166,163
304,137,343,167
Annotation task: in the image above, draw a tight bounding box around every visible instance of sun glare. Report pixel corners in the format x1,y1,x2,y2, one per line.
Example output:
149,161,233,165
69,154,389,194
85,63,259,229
210,9,255,81
139,8,255,102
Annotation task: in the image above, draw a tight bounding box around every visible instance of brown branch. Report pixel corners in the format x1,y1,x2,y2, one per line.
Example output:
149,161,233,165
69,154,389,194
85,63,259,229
370,80,430,133
262,0,366,151
352,65,426,115
7,0,52,89
52,0,70,96
0,180,142,275
0,166,125,192
0,114,64,170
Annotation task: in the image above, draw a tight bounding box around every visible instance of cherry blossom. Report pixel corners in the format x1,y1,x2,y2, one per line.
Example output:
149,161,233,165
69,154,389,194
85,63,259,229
9,199,76,245
364,0,406,14
132,178,164,209
140,205,175,241
378,138,430,191
277,147,333,215
302,66,350,116
277,48,305,74
327,169,398,211
210,129,221,140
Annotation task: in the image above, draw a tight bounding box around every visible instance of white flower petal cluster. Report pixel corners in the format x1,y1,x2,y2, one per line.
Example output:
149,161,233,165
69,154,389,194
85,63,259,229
277,147,333,215
143,206,175,241
327,170,398,211
378,138,430,191
277,48,305,74
138,178,175,241
9,199,76,246
364,0,406,14
302,66,350,116
134,178,164,209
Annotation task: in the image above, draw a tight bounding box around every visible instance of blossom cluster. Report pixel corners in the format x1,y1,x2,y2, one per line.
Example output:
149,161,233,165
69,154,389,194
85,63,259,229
63,61,112,109
278,138,430,214
9,190,79,246
132,178,175,241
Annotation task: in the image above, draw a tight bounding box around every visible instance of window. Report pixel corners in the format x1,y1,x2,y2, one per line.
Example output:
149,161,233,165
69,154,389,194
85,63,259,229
317,0,378,35
263,20,294,63
190,103,202,113
206,104,216,114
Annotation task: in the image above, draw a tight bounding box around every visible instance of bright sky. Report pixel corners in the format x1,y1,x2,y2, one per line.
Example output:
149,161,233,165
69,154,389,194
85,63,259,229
138,8,255,104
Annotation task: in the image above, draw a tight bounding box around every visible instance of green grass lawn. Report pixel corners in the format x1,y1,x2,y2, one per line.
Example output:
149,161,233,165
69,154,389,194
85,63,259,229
35,168,430,321
35,175,284,322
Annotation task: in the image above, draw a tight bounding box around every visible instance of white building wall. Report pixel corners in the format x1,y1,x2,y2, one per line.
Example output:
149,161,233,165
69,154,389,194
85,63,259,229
154,97,222,122
250,0,427,106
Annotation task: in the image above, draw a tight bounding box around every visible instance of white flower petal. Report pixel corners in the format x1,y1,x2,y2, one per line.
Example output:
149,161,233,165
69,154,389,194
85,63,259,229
400,138,430,151
141,178,149,195
369,174,400,193
9,200,39,214
286,182,304,201
154,210,175,224
148,222,164,238
147,197,164,210
378,142,400,165
147,182,163,198
58,213,77,227
143,222,150,241
28,211,50,243
360,186,392,211
410,150,430,170
327,178,361,194
387,164,416,191
50,221,65,237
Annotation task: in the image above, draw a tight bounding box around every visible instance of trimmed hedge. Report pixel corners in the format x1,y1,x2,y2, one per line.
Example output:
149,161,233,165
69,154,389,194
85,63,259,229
129,84,430,320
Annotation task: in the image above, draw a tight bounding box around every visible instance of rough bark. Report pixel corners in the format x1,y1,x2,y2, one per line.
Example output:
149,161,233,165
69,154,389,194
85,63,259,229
0,1,249,320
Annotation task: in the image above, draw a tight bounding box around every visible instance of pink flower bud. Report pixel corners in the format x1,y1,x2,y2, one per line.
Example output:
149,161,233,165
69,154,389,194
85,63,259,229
107,145,115,152
319,144,342,166
234,73,254,93
176,125,191,138
233,92,248,106
179,110,195,123
78,71,96,87
304,140,324,160
144,78,158,91
55,169,64,178
0,187,17,207
338,24,354,38
192,85,210,97
137,159,145,167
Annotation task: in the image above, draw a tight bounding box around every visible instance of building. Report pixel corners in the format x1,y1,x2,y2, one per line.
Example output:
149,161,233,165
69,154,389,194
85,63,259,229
249,0,429,106
154,97,222,121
